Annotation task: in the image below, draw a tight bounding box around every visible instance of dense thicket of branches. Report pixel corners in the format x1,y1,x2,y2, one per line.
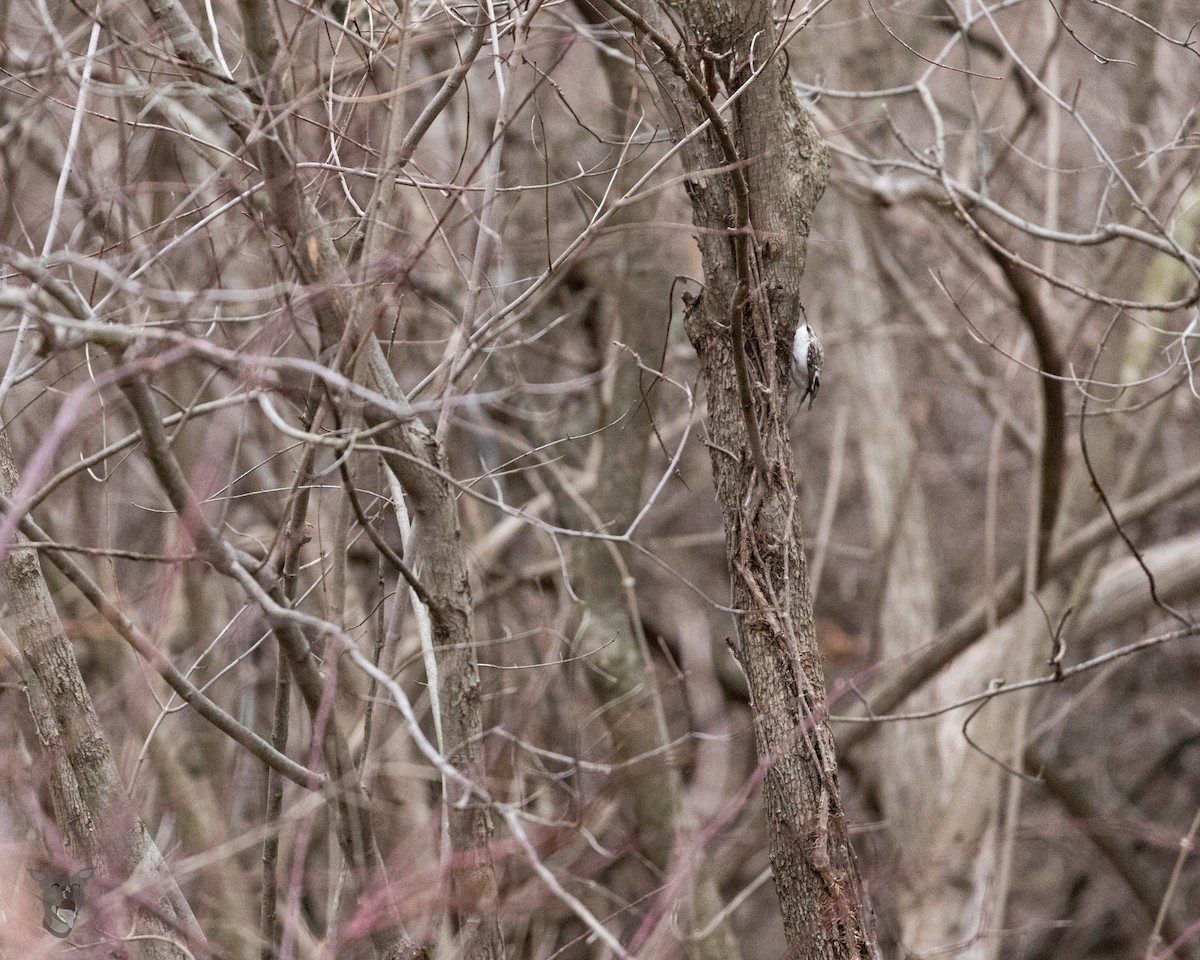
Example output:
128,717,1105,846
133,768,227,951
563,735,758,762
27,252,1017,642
2,2,1198,960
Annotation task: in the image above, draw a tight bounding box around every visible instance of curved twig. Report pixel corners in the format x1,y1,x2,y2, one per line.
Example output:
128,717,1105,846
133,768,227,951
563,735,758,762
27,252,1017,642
990,252,1065,580
1077,316,1191,628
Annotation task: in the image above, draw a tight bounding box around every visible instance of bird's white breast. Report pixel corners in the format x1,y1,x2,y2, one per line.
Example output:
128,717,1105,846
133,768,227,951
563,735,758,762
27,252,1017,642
792,325,812,378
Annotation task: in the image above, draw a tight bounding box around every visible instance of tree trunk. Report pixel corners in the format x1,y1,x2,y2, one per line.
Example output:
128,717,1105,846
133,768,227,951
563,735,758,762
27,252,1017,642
617,2,878,957
1,422,205,960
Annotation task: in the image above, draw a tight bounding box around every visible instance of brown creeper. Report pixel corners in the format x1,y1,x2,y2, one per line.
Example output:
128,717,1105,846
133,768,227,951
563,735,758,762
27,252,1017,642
791,322,823,409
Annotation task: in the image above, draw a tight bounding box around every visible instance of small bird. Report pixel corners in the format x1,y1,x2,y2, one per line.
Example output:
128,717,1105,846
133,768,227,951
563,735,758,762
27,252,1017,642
791,322,824,410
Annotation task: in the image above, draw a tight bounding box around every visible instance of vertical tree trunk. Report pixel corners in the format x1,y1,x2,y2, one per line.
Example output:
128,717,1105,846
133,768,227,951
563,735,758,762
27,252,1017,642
1,423,205,960
616,2,877,957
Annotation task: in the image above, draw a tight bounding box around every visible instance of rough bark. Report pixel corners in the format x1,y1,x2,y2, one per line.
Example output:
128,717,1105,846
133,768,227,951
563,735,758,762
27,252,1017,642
1,422,205,960
618,2,877,957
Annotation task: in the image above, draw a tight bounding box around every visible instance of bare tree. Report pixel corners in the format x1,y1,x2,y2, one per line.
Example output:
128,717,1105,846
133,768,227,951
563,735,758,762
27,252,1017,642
2,3,1199,960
